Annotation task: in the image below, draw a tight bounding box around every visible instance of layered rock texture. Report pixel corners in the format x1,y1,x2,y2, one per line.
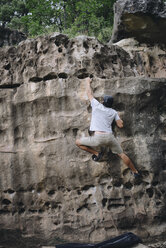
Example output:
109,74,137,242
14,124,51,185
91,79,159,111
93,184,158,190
111,0,166,44
0,32,166,246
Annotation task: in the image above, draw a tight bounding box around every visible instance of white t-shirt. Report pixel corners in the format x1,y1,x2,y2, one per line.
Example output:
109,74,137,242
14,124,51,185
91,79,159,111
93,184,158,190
90,98,120,133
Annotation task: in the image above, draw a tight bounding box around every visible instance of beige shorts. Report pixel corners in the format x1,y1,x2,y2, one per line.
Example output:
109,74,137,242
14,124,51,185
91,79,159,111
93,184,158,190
79,133,123,154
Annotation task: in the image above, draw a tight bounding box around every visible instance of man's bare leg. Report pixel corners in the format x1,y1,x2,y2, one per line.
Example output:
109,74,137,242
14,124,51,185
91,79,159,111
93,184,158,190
118,153,138,174
75,139,98,156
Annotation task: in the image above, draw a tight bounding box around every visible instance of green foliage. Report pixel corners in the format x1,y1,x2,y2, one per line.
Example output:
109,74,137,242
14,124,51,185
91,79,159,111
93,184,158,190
0,0,14,26
97,26,113,43
61,0,116,42
0,0,117,42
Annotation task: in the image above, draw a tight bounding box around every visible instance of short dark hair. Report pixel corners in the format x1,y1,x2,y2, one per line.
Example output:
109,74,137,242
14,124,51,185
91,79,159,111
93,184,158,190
103,95,113,108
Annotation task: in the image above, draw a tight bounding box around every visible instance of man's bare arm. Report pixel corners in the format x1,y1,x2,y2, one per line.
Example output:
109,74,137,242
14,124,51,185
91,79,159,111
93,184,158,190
116,119,123,128
85,77,94,101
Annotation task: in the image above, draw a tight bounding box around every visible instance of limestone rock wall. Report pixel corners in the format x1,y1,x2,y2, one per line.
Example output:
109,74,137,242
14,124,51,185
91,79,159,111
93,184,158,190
111,38,166,78
0,33,166,244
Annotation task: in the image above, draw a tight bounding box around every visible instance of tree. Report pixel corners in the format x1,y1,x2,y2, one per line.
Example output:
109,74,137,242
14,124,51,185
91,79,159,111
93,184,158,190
63,0,116,41
0,0,15,27
0,0,117,42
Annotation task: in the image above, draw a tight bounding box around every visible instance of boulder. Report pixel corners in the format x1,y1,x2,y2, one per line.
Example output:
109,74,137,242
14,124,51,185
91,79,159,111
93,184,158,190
111,0,166,44
0,34,166,244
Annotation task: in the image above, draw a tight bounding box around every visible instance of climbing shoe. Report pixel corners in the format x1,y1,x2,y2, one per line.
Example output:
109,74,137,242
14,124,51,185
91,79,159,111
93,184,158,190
92,152,104,162
134,172,141,178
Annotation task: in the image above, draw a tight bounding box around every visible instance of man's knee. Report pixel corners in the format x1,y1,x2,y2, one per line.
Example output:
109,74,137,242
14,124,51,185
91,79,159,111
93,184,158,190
118,152,125,158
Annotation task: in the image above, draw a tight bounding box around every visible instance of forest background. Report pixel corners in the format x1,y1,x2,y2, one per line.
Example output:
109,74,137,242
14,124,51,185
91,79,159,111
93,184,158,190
0,0,166,43
0,0,117,43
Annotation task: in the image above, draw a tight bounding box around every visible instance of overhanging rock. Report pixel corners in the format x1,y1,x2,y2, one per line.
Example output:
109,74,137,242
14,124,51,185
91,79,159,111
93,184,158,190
111,0,166,44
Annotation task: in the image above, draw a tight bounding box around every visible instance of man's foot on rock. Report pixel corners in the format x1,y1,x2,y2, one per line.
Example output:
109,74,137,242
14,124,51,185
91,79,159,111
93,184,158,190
131,171,141,178
133,172,142,185
92,152,104,162
134,172,141,178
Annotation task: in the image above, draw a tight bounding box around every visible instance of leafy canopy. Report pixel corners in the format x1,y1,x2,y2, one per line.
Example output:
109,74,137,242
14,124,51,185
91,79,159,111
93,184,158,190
0,0,117,42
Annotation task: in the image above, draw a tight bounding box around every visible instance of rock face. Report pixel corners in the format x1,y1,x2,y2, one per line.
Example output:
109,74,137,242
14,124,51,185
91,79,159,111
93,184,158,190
0,26,27,47
111,0,166,44
111,38,166,78
0,33,166,245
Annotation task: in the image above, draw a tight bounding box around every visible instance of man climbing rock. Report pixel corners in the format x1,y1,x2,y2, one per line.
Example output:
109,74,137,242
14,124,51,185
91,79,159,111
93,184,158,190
76,77,139,176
